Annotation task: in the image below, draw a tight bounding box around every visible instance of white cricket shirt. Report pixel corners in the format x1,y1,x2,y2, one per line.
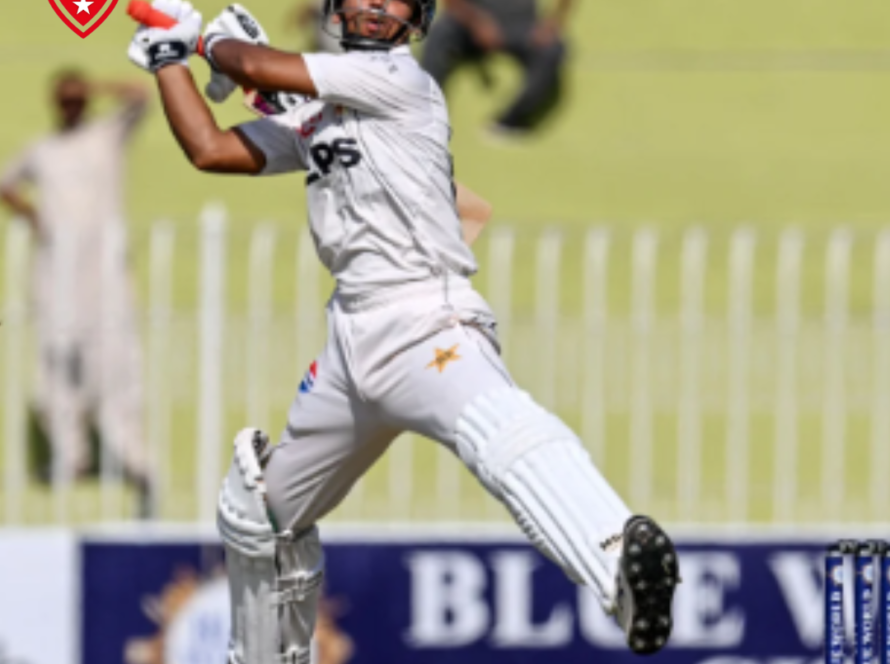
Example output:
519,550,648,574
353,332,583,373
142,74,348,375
238,46,478,297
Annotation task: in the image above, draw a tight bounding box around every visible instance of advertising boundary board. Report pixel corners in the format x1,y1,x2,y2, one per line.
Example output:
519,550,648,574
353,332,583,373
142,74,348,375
79,521,890,543
0,529,78,664
76,523,890,664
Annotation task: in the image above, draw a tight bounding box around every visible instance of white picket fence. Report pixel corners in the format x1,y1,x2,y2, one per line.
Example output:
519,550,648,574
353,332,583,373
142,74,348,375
2,208,889,525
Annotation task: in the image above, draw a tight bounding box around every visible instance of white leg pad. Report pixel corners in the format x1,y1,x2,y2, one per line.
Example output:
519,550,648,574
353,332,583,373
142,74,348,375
455,388,632,606
275,529,324,664
218,428,324,664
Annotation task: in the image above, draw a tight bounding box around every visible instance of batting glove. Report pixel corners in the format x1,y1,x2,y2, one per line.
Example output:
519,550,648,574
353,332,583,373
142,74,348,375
128,0,203,73
203,4,270,70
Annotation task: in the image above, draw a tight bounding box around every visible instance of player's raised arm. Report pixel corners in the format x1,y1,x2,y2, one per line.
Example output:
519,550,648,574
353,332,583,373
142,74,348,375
209,0,434,119
127,1,284,174
205,42,318,99
157,66,267,173
0,146,43,240
195,4,318,97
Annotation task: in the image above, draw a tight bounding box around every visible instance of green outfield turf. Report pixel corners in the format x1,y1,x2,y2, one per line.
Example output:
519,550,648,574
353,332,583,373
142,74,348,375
1,0,889,525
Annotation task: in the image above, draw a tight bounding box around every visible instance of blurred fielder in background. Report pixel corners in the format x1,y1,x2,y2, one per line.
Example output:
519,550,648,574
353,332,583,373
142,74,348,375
291,0,344,52
0,71,154,518
127,0,678,660
422,0,573,135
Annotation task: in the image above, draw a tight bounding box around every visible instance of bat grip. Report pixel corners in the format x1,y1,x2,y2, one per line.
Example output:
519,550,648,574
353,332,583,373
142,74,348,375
126,0,206,56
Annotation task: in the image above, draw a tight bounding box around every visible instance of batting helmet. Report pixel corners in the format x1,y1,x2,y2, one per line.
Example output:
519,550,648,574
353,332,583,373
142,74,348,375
322,0,436,50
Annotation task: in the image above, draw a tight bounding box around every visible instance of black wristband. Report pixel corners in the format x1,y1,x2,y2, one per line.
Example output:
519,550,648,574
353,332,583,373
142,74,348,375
147,40,189,72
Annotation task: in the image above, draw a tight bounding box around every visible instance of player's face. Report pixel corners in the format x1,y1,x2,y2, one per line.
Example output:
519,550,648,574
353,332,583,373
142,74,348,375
54,79,89,129
340,0,417,42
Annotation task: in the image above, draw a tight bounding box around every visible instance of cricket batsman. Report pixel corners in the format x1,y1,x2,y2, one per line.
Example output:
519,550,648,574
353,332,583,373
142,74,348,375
127,0,680,660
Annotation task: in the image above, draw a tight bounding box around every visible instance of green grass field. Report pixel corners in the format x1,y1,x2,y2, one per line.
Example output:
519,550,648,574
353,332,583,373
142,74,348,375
2,0,890,525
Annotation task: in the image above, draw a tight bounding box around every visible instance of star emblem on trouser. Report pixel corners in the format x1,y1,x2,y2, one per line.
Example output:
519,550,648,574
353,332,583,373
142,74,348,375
426,344,461,373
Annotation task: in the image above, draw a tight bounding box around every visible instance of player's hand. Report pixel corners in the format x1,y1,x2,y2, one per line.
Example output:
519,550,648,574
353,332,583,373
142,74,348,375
128,0,203,73
202,6,270,102
203,4,270,68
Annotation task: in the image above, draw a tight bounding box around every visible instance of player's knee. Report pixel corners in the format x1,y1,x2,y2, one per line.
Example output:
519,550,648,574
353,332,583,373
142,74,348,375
454,386,583,495
218,428,277,556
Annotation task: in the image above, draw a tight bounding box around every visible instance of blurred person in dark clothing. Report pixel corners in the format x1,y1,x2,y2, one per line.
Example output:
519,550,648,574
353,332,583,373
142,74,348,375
421,0,573,135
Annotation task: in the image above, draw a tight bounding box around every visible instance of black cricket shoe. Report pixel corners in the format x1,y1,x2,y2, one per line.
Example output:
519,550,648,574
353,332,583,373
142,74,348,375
613,515,680,656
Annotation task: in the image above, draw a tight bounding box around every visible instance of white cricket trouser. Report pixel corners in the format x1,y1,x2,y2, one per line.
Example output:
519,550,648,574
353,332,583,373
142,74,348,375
264,275,511,530
264,272,631,606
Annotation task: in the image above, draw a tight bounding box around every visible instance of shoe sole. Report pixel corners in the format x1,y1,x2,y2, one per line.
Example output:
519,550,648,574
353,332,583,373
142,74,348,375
621,516,680,655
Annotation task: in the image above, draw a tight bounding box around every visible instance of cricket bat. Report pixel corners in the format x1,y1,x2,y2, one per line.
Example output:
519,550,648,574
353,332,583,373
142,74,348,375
456,182,493,245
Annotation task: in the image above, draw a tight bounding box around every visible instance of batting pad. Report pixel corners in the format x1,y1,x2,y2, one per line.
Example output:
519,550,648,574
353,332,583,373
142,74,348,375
218,428,324,664
455,388,632,608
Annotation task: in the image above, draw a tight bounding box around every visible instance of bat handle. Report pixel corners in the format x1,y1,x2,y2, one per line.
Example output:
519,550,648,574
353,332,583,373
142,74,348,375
126,0,206,56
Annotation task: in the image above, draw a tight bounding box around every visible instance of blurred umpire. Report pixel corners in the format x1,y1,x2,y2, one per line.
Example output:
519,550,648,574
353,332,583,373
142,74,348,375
421,0,574,134
0,70,154,517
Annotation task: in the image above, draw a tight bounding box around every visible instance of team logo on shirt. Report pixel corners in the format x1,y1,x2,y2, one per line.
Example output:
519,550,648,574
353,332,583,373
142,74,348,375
306,138,363,185
48,0,119,38
299,360,319,393
426,345,461,373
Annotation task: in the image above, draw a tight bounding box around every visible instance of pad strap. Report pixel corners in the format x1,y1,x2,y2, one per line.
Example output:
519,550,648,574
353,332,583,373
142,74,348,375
275,528,324,664
275,571,324,607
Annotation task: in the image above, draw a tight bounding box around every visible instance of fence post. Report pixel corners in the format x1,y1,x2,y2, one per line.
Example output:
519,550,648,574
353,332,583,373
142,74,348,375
99,223,130,521
677,227,707,522
148,221,175,520
197,204,227,523
388,433,415,521
582,229,610,468
535,230,562,410
725,228,756,523
486,227,515,519
247,223,277,430
822,228,851,522
871,230,890,518
436,443,461,521
487,227,514,362
630,229,658,510
773,229,804,522
3,221,30,524
296,226,321,374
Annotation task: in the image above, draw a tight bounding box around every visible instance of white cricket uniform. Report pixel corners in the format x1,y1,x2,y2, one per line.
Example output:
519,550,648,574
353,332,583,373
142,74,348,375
0,105,148,481
242,45,476,296
238,46,631,603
